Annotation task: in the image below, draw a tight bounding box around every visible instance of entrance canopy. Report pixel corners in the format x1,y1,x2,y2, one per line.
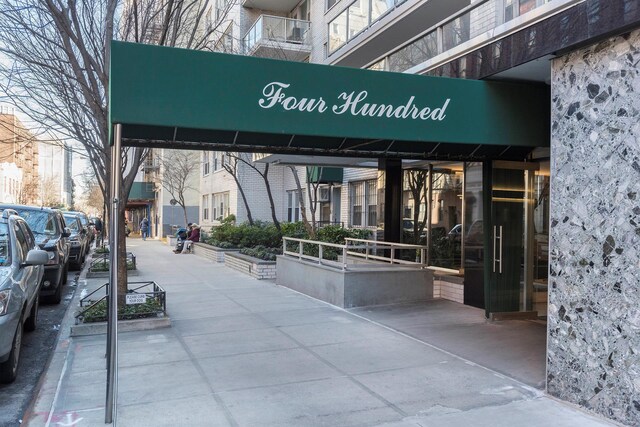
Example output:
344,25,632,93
109,41,549,160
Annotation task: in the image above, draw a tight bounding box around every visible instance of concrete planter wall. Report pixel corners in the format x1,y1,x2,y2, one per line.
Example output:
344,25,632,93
276,255,433,308
192,242,238,263
433,274,464,304
225,252,276,280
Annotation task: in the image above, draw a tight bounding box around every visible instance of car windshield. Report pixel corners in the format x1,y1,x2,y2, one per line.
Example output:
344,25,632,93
71,213,88,226
15,210,57,236
64,216,80,231
0,223,10,266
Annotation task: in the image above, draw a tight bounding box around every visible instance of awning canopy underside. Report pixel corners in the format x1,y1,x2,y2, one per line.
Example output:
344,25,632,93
111,41,549,161
121,124,535,160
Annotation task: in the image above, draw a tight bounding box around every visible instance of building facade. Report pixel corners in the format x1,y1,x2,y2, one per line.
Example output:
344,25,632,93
192,1,640,424
0,109,39,205
39,141,73,208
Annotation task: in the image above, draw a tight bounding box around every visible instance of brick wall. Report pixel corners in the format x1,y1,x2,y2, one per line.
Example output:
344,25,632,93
224,253,276,280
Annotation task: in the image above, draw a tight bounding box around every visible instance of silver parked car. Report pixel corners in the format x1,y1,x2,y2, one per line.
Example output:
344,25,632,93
0,209,49,383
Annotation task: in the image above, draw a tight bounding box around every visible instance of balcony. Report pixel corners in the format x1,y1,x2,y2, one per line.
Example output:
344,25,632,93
243,0,299,13
243,15,311,61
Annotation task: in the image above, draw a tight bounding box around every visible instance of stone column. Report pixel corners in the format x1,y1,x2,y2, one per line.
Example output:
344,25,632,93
548,30,640,426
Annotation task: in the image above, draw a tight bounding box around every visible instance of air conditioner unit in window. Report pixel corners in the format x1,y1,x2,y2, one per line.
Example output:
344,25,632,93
318,188,330,202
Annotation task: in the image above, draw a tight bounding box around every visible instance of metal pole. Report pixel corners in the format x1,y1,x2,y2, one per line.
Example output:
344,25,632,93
105,124,122,424
426,164,433,266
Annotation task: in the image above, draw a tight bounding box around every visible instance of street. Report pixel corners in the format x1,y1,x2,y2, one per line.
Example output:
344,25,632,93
0,270,79,427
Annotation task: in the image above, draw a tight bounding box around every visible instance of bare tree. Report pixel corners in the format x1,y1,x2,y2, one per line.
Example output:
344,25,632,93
158,149,198,226
75,169,106,217
306,167,323,231
0,0,230,302
18,174,41,205
226,152,281,232
288,166,314,237
406,170,428,243
222,152,254,225
39,174,63,208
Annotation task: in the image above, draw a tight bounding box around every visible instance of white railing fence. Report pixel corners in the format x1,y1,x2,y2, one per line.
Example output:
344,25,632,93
282,237,428,271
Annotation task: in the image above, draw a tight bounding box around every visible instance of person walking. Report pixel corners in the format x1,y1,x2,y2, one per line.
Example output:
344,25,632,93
140,217,149,241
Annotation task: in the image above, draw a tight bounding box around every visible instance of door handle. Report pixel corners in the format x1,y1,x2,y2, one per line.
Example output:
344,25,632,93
493,225,503,274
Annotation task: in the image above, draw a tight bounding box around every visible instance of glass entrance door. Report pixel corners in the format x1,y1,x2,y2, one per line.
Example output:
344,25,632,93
489,165,525,313
487,161,538,316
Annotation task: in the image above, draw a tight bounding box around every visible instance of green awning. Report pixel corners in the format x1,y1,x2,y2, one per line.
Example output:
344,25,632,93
109,41,549,160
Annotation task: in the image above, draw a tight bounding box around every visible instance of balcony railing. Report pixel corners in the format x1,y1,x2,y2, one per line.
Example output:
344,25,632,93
244,15,311,54
365,0,579,73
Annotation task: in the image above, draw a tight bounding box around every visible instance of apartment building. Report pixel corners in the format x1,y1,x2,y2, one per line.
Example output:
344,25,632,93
180,0,640,424
0,109,40,205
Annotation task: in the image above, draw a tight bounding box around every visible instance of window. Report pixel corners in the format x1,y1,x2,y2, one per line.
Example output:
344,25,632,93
327,0,338,11
203,195,209,220
349,180,377,227
370,0,393,21
328,10,347,53
287,190,303,222
212,192,230,221
213,152,225,172
203,152,210,176
348,0,369,38
13,223,29,261
0,223,9,266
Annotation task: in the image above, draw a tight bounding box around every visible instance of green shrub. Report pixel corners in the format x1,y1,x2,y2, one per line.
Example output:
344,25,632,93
239,245,282,261
80,297,163,323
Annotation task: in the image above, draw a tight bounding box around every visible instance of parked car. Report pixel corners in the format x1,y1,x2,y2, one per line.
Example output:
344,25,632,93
63,213,88,270
0,209,49,383
0,205,70,303
67,211,93,245
448,224,462,240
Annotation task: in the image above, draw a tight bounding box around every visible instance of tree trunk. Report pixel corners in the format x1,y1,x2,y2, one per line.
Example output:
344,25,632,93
262,164,281,233
236,183,254,225
230,170,253,225
289,166,314,238
181,205,188,226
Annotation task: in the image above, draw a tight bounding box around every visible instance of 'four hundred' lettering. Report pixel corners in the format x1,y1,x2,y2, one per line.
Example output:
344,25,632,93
258,81,450,121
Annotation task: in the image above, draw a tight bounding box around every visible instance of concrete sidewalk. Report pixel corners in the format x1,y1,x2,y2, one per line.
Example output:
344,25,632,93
24,240,617,427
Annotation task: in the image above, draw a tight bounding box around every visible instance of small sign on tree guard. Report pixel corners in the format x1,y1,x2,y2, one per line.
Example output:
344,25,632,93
126,293,147,305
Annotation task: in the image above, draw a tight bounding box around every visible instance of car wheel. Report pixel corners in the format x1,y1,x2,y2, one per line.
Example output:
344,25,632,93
0,320,23,383
24,294,39,332
48,271,63,304
62,263,68,285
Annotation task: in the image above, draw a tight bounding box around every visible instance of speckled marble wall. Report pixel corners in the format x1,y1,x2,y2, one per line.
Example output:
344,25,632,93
548,30,640,426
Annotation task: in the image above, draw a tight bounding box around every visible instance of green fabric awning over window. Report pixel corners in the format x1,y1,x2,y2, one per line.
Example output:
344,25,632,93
109,41,549,160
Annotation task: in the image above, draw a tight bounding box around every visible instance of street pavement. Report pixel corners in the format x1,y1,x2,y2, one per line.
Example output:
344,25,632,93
23,239,618,427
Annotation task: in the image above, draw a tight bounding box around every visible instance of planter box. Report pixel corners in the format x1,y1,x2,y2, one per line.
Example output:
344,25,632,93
70,316,171,336
86,269,139,278
276,255,433,308
192,242,238,263
224,252,276,280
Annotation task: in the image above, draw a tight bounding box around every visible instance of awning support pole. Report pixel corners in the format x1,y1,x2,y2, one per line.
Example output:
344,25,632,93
105,124,122,424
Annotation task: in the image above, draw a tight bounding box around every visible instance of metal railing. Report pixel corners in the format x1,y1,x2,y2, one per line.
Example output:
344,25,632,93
344,238,427,266
282,237,427,270
244,15,311,53
89,252,137,272
329,0,578,68
75,280,166,324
